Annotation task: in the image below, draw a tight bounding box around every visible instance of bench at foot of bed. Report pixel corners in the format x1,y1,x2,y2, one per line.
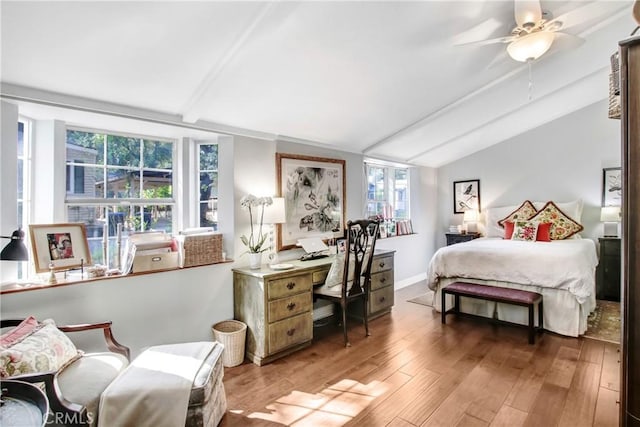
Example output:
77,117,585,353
441,281,543,344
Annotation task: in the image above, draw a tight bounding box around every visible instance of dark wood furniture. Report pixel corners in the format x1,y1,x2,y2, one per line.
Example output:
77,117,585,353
313,219,380,347
232,249,395,365
0,319,130,426
620,34,640,426
596,237,621,301
445,232,480,246
441,282,543,344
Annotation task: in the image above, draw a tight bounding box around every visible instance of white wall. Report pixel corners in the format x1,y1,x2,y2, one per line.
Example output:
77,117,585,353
436,100,621,248
1,116,437,356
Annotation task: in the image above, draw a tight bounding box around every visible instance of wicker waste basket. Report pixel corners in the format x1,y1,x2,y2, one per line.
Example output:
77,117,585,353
212,320,247,367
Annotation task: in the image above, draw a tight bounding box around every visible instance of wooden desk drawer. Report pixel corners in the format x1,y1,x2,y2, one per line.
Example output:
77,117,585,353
371,270,393,291
269,312,312,354
312,269,330,286
267,274,312,300
371,255,393,274
268,292,312,323
370,286,394,313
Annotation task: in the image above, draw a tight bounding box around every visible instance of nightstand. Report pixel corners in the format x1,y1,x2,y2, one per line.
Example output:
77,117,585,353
596,237,621,301
446,232,481,246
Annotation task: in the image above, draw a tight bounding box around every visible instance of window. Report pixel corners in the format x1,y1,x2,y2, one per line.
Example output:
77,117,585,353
65,128,175,266
17,119,31,279
198,143,218,229
365,162,410,220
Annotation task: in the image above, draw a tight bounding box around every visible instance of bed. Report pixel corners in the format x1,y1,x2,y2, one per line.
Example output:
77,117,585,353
427,237,598,337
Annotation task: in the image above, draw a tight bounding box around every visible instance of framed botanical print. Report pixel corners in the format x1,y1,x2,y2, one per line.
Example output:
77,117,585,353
276,153,346,251
453,179,481,214
29,223,92,273
602,167,622,206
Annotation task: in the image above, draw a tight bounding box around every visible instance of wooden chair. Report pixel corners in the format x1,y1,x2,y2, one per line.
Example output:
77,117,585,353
1,319,130,426
313,219,380,347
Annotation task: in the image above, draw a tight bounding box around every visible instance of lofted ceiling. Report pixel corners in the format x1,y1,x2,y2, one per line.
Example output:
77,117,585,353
1,1,637,167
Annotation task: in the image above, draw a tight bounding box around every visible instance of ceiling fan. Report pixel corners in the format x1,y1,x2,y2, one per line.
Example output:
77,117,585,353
463,0,589,63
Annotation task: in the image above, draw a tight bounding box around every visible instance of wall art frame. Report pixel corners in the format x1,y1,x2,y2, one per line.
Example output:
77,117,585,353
602,167,622,207
276,153,346,251
29,223,92,273
453,179,481,214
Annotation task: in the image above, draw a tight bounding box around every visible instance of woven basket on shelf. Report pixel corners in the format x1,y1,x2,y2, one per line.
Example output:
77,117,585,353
212,320,247,367
183,233,223,267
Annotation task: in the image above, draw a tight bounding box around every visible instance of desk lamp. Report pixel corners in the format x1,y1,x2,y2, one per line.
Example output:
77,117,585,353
1,228,28,261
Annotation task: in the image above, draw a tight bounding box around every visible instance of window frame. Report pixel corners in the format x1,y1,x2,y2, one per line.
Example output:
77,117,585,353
365,161,411,221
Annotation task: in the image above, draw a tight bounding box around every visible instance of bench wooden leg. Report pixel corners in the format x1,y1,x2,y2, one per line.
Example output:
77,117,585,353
441,290,447,324
454,295,460,314
538,300,544,331
528,303,535,345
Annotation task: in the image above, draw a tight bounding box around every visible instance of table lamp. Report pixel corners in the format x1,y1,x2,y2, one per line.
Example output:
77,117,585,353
463,209,479,234
262,198,286,264
1,228,29,261
600,206,621,237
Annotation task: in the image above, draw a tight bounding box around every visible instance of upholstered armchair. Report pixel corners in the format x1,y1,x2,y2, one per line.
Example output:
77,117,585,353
0,318,130,426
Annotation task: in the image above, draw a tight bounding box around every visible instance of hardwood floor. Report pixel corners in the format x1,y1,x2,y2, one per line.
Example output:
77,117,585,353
220,283,620,426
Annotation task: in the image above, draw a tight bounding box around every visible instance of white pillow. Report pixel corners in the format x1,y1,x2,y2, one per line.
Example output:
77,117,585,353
483,205,519,238
323,249,371,288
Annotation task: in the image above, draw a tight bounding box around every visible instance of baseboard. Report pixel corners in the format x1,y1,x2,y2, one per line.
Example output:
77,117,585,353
395,272,427,290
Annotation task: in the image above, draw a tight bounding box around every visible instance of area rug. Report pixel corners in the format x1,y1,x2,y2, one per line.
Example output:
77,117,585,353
584,300,621,344
407,290,435,307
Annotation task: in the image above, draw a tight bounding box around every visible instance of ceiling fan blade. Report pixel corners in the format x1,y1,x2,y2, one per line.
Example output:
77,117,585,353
455,35,514,47
540,32,585,58
546,2,628,34
514,0,542,28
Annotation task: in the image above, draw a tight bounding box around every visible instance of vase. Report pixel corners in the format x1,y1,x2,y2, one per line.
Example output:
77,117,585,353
248,252,262,269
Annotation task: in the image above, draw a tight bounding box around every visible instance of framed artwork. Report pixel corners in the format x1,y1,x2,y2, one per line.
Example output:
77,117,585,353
337,238,346,253
602,167,622,206
29,223,92,273
276,153,346,251
453,179,481,214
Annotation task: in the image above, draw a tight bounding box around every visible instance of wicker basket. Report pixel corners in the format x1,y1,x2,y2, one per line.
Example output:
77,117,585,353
183,233,223,267
212,320,247,367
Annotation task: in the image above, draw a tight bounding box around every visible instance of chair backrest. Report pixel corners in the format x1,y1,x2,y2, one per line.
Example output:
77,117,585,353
342,219,380,298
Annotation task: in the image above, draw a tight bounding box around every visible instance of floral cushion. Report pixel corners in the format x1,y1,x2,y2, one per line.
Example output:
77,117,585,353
323,249,371,288
511,221,539,242
0,319,81,378
0,316,38,347
498,200,537,228
529,201,584,240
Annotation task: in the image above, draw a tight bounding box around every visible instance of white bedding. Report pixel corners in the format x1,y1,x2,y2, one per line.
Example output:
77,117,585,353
427,237,598,337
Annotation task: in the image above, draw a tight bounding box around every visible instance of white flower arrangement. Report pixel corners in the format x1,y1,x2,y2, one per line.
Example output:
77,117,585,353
239,194,273,254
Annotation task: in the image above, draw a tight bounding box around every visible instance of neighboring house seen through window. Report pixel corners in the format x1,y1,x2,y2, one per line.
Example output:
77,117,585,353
365,162,410,220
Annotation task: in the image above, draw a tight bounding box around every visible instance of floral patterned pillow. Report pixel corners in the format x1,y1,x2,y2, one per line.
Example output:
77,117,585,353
498,200,538,228
529,201,584,240
0,319,81,378
511,221,540,242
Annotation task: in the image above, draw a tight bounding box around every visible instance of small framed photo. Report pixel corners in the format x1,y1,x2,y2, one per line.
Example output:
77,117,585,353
337,238,347,253
453,179,481,214
602,167,621,207
29,223,92,273
379,223,387,239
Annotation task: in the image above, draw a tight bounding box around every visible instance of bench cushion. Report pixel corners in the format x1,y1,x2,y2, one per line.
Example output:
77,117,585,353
444,282,541,305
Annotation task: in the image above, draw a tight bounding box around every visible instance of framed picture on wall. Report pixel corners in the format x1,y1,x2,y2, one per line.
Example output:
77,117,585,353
276,153,346,251
453,179,481,214
602,167,622,206
29,223,92,273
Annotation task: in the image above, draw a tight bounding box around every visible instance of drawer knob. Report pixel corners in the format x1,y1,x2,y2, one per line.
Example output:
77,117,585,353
379,262,385,268
287,328,296,336
380,277,386,283
286,282,296,290
287,302,296,311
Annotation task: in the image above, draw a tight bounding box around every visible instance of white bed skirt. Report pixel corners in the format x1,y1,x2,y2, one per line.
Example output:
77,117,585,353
433,277,596,337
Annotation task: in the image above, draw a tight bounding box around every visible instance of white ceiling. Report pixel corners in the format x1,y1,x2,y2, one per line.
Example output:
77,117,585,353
1,1,637,167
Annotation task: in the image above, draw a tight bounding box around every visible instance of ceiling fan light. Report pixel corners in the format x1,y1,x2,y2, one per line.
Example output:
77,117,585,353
514,0,542,28
507,31,555,62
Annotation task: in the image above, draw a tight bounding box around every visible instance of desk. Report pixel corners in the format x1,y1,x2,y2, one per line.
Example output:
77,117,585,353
232,250,395,365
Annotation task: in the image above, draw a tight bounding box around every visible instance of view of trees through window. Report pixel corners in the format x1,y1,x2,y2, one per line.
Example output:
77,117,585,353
65,128,175,266
366,163,409,220
199,143,218,229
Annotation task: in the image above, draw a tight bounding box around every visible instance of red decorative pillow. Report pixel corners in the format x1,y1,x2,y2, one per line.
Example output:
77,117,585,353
504,221,515,239
498,200,537,228
0,316,38,347
536,222,552,242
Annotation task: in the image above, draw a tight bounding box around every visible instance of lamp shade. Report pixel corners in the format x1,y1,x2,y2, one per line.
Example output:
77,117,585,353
463,209,479,223
1,229,29,261
262,197,286,224
514,0,542,28
507,31,555,62
600,206,621,222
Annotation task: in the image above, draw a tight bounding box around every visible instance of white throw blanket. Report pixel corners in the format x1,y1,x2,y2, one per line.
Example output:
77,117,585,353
427,238,598,304
98,341,215,427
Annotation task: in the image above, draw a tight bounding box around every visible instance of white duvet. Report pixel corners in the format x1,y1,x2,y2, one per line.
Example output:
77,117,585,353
427,237,598,304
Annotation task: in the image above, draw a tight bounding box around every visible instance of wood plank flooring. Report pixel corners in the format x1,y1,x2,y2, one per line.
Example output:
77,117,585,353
220,282,620,426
